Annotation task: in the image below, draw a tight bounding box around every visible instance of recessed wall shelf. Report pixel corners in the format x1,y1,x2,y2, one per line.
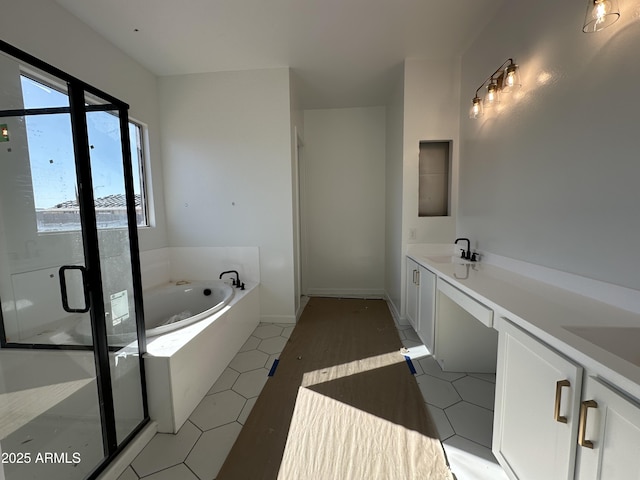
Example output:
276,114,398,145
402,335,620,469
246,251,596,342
418,140,451,217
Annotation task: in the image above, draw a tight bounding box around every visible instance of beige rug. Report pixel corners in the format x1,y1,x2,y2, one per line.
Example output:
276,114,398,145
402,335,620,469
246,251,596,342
217,297,453,480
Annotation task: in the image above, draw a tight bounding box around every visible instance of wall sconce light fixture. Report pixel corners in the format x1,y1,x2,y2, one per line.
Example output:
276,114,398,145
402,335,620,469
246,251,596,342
469,58,521,119
582,0,620,32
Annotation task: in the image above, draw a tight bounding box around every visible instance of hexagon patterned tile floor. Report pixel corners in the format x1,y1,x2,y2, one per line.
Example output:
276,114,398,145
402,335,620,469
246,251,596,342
118,309,507,480
188,390,246,431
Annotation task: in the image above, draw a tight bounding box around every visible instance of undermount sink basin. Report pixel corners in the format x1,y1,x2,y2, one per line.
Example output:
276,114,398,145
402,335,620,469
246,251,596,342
427,255,472,265
564,326,640,368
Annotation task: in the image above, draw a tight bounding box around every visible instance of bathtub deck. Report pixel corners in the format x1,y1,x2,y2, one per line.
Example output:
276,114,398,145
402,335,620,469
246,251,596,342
144,283,260,433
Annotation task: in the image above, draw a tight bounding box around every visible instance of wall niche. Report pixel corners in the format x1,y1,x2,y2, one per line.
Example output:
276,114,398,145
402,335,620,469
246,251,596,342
418,140,451,217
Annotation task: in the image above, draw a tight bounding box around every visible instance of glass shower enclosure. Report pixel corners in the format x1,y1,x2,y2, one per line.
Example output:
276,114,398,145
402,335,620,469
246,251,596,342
0,40,148,479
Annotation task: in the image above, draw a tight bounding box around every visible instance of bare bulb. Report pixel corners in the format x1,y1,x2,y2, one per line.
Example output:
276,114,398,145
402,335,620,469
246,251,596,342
484,82,499,108
501,63,521,94
583,0,619,32
505,72,515,88
469,96,483,119
593,0,611,25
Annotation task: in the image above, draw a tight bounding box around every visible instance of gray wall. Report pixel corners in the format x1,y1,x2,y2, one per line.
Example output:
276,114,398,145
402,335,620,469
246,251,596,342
459,0,640,290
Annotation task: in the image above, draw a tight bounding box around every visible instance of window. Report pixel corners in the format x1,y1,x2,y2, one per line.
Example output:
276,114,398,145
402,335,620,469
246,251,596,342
20,74,149,232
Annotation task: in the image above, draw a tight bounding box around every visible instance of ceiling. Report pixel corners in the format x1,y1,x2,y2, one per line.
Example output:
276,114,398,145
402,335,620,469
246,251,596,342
55,0,505,109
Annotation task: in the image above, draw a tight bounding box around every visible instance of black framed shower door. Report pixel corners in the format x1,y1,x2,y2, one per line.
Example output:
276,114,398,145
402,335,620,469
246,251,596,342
0,40,149,480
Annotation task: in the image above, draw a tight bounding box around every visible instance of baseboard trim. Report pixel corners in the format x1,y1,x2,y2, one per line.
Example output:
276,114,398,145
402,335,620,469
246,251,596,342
296,296,310,320
260,314,296,325
385,296,408,325
97,421,157,480
305,288,385,299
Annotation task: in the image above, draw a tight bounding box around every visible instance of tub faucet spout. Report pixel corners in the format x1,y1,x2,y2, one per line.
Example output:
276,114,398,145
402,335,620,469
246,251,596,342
219,270,241,288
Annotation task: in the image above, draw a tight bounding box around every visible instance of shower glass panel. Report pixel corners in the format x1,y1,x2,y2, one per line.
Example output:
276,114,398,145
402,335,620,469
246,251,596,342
0,53,104,479
85,100,146,442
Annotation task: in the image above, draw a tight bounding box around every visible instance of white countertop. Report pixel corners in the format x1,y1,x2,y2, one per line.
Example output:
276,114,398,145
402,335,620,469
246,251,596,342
407,245,640,400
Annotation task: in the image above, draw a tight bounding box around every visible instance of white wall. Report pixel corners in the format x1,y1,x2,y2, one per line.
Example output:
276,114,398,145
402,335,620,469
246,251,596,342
459,1,640,291
384,67,405,318
289,71,305,318
0,0,168,252
302,107,386,297
403,58,460,246
398,58,461,318
0,0,169,341
158,68,296,323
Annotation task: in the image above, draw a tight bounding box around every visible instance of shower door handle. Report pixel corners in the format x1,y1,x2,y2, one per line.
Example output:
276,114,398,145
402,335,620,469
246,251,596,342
59,265,91,313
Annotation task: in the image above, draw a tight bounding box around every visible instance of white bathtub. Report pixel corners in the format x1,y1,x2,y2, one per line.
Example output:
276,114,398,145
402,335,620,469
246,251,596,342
143,281,234,336
73,281,234,345
144,282,259,433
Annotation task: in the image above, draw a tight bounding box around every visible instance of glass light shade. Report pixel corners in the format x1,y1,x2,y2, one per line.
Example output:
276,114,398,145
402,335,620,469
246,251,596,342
469,96,483,119
501,64,521,93
483,81,500,109
583,0,620,32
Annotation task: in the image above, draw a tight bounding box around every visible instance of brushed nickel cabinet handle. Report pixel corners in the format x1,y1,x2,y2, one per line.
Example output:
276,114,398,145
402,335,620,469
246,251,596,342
578,400,598,449
554,380,571,423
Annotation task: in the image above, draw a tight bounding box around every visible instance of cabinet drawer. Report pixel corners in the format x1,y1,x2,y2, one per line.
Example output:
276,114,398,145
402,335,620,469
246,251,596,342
437,279,494,328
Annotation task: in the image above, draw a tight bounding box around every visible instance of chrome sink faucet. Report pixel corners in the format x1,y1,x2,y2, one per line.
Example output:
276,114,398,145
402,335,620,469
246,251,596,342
455,238,477,261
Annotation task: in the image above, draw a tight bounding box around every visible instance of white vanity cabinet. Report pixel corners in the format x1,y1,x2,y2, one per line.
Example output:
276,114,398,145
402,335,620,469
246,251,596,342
405,257,437,352
405,246,640,479
406,257,420,330
493,319,583,480
495,319,640,480
574,377,640,479
417,266,436,353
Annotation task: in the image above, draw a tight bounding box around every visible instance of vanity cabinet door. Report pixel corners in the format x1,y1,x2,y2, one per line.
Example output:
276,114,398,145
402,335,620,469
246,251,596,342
493,319,583,480
406,258,419,330
575,377,640,480
417,266,436,353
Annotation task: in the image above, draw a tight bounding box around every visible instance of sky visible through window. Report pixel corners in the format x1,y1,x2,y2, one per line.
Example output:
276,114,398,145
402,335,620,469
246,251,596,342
21,75,142,210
